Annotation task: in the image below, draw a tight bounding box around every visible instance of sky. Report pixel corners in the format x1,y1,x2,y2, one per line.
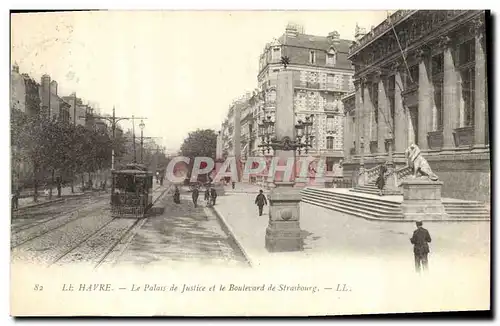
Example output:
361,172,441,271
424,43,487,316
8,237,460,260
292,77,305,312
11,10,389,153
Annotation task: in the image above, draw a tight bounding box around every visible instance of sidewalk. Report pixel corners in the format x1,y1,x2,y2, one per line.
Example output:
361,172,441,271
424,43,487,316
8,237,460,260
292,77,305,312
222,182,268,194
213,193,490,273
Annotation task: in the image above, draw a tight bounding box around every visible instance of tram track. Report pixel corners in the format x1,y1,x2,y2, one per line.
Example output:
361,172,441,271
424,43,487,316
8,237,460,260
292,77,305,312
11,185,171,267
11,198,110,249
11,195,108,234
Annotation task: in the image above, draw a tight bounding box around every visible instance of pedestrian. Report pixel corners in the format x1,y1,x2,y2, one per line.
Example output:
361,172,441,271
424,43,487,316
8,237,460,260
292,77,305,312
232,181,236,190
192,186,199,208
254,189,268,216
375,163,387,196
410,221,432,273
204,187,211,207
210,186,218,206
12,188,20,211
173,186,181,204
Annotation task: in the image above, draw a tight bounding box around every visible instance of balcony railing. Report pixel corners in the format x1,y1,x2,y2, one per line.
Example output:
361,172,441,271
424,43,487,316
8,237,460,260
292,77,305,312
295,81,345,92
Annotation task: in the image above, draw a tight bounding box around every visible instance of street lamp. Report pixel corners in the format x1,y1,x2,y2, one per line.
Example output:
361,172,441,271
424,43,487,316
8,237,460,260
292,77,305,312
258,114,314,155
139,119,145,164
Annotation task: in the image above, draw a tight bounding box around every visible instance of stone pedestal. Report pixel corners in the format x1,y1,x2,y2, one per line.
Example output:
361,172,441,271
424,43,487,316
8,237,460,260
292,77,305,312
265,185,303,252
400,179,446,220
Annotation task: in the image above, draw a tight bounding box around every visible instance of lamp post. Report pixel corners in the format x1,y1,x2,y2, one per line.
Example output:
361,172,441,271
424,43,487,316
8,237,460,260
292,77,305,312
139,120,145,164
257,67,314,252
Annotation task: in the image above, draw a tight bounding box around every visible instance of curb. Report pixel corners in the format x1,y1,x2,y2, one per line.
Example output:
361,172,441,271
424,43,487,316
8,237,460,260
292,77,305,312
211,206,253,268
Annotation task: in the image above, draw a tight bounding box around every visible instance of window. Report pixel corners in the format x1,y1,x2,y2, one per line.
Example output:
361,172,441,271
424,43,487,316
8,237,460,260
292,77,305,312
457,38,475,127
326,157,335,172
405,65,419,89
309,51,316,64
371,83,379,124
326,116,335,132
326,136,334,149
431,53,444,131
326,50,336,65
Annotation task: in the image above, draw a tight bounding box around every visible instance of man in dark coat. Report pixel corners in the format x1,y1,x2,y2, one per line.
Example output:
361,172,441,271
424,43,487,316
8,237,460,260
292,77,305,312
375,163,387,196
173,186,181,204
210,187,217,206
192,186,199,208
410,221,432,273
255,190,268,216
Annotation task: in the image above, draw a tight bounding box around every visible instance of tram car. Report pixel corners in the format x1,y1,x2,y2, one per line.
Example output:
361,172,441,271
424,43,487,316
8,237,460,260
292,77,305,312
110,163,153,218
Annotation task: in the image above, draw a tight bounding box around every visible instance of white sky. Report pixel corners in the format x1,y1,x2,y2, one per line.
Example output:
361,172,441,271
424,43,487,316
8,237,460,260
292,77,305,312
11,10,389,153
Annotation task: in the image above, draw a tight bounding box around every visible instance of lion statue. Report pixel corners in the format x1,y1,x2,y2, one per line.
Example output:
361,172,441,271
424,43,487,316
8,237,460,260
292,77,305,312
404,144,439,181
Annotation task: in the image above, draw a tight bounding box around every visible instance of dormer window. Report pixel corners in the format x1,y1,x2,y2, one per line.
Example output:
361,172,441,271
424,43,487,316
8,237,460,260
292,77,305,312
309,51,316,64
272,47,281,62
327,48,336,65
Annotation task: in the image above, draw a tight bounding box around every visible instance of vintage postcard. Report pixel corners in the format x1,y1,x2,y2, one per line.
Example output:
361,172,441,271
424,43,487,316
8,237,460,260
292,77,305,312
9,9,491,316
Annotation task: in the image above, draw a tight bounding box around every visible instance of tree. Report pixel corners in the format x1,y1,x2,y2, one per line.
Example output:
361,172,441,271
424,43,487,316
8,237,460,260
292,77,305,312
180,129,218,183
180,129,217,159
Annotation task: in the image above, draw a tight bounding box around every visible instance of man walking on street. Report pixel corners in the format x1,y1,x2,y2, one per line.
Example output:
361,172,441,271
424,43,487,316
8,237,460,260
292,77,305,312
410,221,432,273
255,190,268,216
12,188,20,211
192,186,199,208
210,186,218,206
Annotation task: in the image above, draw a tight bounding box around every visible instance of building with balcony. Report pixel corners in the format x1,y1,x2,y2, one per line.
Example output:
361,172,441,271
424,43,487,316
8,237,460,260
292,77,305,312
257,23,355,179
342,10,489,202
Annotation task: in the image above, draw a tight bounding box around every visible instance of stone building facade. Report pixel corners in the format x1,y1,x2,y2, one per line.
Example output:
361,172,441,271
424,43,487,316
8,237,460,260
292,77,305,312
257,24,355,179
342,10,489,202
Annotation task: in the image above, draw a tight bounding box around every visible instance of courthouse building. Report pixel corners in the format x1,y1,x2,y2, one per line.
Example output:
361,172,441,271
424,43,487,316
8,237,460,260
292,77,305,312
342,10,489,202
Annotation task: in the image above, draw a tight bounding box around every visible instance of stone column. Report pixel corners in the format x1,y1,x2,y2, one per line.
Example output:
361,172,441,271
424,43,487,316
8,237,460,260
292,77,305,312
265,69,302,252
473,18,487,151
362,79,372,154
376,71,389,154
441,36,458,151
393,65,407,155
343,110,352,159
417,48,431,150
354,79,362,154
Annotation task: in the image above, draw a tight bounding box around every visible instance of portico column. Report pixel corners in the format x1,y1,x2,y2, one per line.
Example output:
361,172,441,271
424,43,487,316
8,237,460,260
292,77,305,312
441,36,459,150
417,49,432,150
362,78,372,154
376,71,389,154
353,79,362,154
393,63,407,154
473,18,487,150
343,109,352,159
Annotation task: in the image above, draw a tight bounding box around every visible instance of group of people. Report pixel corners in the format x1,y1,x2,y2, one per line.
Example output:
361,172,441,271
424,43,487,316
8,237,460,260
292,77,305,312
173,184,218,208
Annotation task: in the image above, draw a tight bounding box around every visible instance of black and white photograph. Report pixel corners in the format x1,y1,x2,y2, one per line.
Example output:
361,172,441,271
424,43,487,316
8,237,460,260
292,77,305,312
8,9,491,316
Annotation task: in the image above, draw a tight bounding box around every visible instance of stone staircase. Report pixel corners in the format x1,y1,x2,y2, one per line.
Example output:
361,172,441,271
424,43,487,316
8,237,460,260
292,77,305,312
351,164,413,196
442,201,491,219
301,187,404,220
301,187,491,221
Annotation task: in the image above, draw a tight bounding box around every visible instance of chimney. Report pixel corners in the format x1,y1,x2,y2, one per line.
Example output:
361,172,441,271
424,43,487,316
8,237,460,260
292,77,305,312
50,80,58,96
12,62,19,73
40,74,51,112
285,23,300,38
328,31,341,45
354,24,367,42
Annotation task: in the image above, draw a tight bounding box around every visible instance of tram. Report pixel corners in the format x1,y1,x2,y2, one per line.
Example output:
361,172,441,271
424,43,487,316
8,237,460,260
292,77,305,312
110,163,154,218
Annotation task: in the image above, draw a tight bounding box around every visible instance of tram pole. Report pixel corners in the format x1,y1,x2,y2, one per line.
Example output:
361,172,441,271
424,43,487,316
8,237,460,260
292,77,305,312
80,106,147,170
